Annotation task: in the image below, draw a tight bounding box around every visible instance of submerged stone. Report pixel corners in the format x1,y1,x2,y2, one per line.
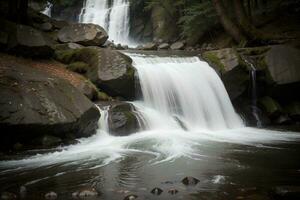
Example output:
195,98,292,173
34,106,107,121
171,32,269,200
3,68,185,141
181,176,200,185
124,194,138,200
151,187,163,195
45,191,57,200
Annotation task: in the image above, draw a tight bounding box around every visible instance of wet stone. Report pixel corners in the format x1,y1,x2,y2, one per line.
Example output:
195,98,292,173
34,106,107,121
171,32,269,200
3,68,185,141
124,194,138,200
151,187,163,195
45,191,57,200
181,176,200,185
168,188,178,195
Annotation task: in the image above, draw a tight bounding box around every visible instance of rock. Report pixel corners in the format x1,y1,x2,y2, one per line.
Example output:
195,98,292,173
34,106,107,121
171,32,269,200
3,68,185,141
124,195,138,200
33,135,62,148
54,43,83,51
20,186,27,199
274,114,293,125
2,19,55,57
58,23,108,46
142,42,157,50
158,43,170,50
265,45,300,84
45,191,57,200
168,188,178,195
0,61,100,150
40,22,53,32
151,188,163,195
284,102,300,121
77,80,99,101
78,189,98,198
13,143,23,151
170,42,185,50
202,48,241,74
181,176,200,185
258,96,282,119
107,102,143,136
56,47,137,100
0,192,17,200
0,31,8,48
116,44,125,50
51,19,70,30
271,186,300,200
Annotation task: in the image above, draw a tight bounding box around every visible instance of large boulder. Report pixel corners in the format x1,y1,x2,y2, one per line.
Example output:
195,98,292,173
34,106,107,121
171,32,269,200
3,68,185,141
1,19,55,57
58,23,108,46
265,45,300,84
55,47,137,100
0,58,100,150
106,102,143,136
202,48,249,100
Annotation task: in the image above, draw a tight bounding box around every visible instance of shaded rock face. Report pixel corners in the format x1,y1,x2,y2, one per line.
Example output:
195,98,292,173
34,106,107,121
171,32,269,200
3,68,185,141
265,45,300,84
0,63,100,150
58,23,108,46
56,47,137,100
106,102,144,136
1,19,55,57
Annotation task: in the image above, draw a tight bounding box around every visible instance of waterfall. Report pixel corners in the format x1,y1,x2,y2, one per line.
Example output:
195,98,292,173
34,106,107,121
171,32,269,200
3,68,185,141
42,2,52,17
79,0,131,45
130,54,244,131
242,56,262,127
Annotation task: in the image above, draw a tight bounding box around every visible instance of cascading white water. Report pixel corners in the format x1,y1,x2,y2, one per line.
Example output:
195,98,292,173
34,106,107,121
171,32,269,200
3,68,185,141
130,54,244,131
79,0,131,45
1,54,300,170
41,2,52,17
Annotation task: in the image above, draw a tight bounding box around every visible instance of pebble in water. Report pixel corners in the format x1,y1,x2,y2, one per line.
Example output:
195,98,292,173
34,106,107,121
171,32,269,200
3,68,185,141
151,187,163,195
72,188,99,199
124,194,138,200
168,188,178,195
45,191,57,200
181,176,200,186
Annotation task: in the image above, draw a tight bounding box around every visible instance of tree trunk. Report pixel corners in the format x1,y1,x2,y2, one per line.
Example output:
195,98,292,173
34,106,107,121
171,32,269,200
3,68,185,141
212,0,246,44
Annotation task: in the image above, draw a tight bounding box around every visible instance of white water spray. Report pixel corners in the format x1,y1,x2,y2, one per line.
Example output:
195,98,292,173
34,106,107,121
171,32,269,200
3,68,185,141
79,0,131,45
41,2,52,17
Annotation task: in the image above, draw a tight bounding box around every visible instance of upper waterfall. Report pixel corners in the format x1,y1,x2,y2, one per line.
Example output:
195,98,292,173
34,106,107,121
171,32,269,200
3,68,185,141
129,54,244,131
79,0,131,45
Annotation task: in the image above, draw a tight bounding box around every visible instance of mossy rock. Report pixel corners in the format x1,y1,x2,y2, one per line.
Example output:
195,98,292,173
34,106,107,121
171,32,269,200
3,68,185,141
67,62,89,74
284,102,300,121
258,96,282,118
107,102,143,136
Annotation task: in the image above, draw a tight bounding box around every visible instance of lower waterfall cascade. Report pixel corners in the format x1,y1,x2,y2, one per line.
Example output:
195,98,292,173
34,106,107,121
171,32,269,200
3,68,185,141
1,54,299,170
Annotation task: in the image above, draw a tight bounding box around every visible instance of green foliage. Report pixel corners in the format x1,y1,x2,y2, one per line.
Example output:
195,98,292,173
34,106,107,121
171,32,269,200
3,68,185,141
67,62,89,74
178,1,218,44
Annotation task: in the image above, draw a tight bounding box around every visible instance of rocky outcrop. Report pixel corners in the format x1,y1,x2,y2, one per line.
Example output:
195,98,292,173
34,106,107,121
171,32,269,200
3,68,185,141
170,42,185,50
58,23,108,46
202,45,300,128
106,102,144,136
265,45,300,84
1,19,55,57
55,47,137,100
0,54,100,150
